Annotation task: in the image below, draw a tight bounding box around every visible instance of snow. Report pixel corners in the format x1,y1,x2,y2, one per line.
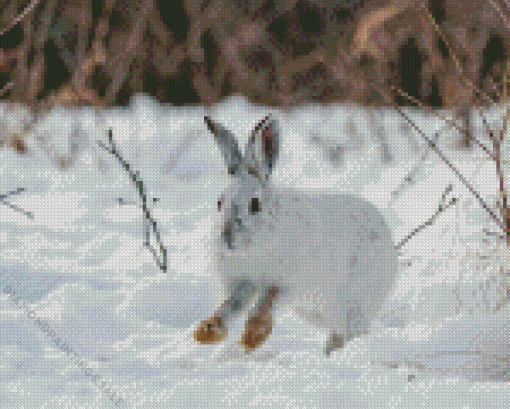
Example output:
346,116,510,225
0,94,509,408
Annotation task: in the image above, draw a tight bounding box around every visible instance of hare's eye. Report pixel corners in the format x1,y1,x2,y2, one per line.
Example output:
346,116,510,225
217,198,223,211
250,198,260,213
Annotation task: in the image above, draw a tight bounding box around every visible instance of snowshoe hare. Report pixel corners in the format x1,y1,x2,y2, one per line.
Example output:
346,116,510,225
195,114,399,355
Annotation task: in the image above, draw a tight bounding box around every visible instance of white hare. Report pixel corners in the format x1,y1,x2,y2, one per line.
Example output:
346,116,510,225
195,114,399,355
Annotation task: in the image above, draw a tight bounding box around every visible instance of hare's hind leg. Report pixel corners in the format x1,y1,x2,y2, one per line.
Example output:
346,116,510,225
194,281,256,344
240,286,279,353
324,333,344,356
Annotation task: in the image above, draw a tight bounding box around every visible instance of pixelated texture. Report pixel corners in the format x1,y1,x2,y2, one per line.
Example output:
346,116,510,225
1,0,510,408
0,0,508,114
1,93,509,407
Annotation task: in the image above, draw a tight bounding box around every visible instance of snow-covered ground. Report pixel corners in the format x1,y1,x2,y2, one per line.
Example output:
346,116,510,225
0,94,509,408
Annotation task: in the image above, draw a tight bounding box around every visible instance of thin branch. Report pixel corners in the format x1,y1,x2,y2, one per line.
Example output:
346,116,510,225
17,0,59,107
0,199,34,219
488,0,510,32
0,82,14,98
396,184,457,251
395,107,506,233
474,107,496,159
391,85,496,161
422,4,491,106
0,0,40,105
0,187,26,200
8,16,32,105
503,57,508,102
368,108,393,163
355,29,509,239
97,129,168,273
0,188,34,220
101,1,152,106
363,23,508,240
420,2,496,149
76,8,88,89
0,0,41,37
473,61,510,244
388,131,439,205
420,5,510,244
494,105,510,243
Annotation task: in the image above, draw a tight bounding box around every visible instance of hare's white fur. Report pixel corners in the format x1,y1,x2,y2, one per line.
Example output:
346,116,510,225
205,114,399,352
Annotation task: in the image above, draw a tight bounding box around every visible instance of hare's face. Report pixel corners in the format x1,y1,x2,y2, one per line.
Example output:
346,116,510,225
217,174,269,250
205,114,280,251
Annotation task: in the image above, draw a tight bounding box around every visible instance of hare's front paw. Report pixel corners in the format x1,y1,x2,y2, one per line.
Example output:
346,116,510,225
240,314,273,353
194,316,228,344
240,286,279,353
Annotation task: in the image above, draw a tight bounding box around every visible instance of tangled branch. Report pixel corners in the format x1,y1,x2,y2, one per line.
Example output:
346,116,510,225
97,128,168,273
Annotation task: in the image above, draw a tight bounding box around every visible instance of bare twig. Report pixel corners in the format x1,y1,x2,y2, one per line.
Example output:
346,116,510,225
488,0,510,31
99,0,152,107
9,18,32,106
468,59,510,245
0,0,40,106
0,187,26,199
97,129,168,273
0,0,41,37
388,131,439,205
0,82,14,98
392,85,496,161
494,105,510,243
0,200,34,219
422,4,491,106
474,105,497,159
395,107,506,233
359,44,507,239
396,184,457,250
0,187,34,220
420,3,494,148
386,6,510,246
356,27,509,241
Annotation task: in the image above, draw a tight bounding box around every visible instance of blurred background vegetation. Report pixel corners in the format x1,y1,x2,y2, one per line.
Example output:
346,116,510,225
0,0,509,140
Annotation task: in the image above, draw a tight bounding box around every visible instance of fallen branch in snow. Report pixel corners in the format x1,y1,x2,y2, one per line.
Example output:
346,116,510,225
0,187,33,220
97,128,167,273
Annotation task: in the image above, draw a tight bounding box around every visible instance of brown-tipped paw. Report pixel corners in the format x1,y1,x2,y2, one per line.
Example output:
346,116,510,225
194,316,227,344
240,315,273,353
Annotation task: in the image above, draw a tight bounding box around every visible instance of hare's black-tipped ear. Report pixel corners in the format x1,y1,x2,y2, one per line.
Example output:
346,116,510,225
245,114,279,181
205,116,243,175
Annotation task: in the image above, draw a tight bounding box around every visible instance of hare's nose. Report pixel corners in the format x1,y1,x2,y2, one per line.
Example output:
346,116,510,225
221,228,233,249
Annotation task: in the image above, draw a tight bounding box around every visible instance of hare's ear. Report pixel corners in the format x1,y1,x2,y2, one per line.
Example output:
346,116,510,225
205,116,243,175
245,115,279,181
